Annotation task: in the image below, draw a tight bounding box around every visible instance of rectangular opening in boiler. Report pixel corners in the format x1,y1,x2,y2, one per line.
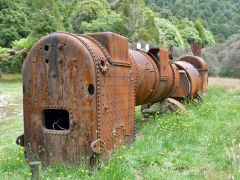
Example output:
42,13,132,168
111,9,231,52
43,109,69,130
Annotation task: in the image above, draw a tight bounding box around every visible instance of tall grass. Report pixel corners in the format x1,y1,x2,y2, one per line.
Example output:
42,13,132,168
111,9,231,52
0,74,22,83
0,82,240,179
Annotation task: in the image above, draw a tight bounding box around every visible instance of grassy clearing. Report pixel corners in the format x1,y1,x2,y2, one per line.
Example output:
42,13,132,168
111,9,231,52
209,77,240,93
0,78,240,179
0,73,22,83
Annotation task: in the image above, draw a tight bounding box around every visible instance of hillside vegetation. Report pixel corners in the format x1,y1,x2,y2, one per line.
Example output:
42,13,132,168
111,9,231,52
0,0,215,73
146,0,240,43
0,0,239,78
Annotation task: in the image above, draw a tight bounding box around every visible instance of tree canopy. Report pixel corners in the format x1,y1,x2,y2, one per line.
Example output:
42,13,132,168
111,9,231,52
0,0,238,76
145,0,240,42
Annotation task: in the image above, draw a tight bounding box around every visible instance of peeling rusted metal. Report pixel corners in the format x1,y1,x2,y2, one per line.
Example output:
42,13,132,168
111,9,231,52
178,55,208,94
16,134,24,147
190,43,202,57
166,98,187,113
18,32,208,166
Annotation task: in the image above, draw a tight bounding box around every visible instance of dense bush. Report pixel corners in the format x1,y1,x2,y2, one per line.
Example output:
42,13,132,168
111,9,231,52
155,18,184,48
81,11,123,34
0,0,30,47
1,55,23,73
137,8,160,45
0,0,237,77
145,0,240,43
72,0,110,33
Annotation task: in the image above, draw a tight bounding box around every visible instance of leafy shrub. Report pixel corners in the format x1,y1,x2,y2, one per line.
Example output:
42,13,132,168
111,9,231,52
0,0,30,47
180,27,202,44
81,11,123,34
195,19,215,47
72,0,109,33
116,0,146,42
138,8,159,45
30,9,60,39
1,55,22,73
0,46,11,64
1,36,37,73
155,18,184,48
12,36,37,53
0,47,9,56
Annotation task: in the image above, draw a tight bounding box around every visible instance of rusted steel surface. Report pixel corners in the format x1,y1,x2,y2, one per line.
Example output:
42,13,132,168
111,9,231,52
166,98,187,113
17,32,208,166
178,55,208,94
190,43,202,57
171,70,190,98
172,61,200,99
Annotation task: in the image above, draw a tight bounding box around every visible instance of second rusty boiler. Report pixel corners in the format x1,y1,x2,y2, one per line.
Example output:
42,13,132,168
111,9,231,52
17,32,208,165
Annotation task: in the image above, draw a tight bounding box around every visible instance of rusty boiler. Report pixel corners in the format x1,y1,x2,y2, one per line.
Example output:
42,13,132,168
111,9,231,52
16,32,208,165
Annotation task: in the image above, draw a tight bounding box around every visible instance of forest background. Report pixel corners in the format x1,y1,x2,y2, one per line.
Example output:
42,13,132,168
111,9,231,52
0,0,240,78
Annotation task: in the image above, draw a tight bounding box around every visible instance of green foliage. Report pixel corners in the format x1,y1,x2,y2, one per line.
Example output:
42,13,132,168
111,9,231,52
0,47,8,56
117,0,146,42
58,1,74,32
0,47,10,62
138,8,159,44
195,19,215,47
28,0,65,30
30,9,59,39
180,27,201,44
12,36,37,53
2,36,38,74
146,0,240,42
0,0,231,74
1,55,23,73
81,11,123,33
174,18,201,44
72,0,110,33
1,36,38,74
202,28,216,47
155,18,184,48
0,0,30,47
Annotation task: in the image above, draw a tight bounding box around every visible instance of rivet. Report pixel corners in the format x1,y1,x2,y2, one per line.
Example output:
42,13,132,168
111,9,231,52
58,44,63,49
58,58,63,64
72,58,77,62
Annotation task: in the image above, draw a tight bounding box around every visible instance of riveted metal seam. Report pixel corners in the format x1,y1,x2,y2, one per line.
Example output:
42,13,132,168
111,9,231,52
79,34,132,67
136,49,158,97
58,32,102,145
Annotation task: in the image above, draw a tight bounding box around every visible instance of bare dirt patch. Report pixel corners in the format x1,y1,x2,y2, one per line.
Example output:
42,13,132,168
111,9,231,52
208,77,240,93
0,94,23,121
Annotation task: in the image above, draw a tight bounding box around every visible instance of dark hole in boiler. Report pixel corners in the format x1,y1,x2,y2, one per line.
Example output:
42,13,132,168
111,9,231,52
101,60,105,66
88,84,94,96
43,109,69,130
44,45,49,51
45,59,49,64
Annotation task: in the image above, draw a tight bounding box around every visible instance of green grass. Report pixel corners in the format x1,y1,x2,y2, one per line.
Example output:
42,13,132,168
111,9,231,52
0,73,22,83
0,81,240,179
